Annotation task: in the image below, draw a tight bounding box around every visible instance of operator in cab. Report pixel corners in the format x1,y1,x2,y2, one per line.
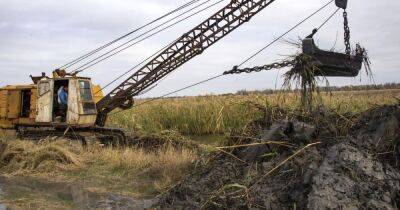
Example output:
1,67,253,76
57,86,68,121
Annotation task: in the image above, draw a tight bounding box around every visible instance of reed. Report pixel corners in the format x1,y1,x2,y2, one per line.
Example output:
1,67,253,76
0,138,197,195
109,89,400,135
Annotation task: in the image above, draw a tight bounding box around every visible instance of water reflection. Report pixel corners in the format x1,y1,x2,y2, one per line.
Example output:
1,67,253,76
0,176,156,209
0,185,6,210
188,135,226,145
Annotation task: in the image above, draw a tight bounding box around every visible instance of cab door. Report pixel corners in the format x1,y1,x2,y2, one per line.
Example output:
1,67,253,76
36,79,53,122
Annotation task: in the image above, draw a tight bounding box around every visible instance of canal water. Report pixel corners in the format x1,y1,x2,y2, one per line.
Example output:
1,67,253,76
0,176,156,209
0,185,6,210
188,135,226,146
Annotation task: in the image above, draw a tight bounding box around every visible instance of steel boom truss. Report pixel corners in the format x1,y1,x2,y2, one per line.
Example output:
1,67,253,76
96,0,276,125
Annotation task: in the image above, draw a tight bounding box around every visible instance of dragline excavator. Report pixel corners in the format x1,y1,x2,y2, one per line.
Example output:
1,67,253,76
0,0,361,144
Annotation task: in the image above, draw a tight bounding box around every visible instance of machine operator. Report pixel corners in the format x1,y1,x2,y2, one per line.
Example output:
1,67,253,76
57,86,68,121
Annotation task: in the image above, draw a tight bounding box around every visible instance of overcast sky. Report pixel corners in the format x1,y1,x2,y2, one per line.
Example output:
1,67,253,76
0,0,399,97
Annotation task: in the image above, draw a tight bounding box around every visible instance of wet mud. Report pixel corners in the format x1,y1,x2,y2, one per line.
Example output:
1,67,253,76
155,104,400,209
2,104,400,209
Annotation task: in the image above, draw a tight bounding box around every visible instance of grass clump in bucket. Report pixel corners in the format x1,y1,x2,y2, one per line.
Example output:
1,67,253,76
282,40,373,111
283,53,327,110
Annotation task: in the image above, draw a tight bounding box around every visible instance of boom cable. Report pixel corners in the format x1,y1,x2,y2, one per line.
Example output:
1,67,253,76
317,7,340,31
108,0,335,116
223,6,341,75
59,0,202,70
73,0,223,73
237,0,334,67
94,38,179,94
109,74,224,116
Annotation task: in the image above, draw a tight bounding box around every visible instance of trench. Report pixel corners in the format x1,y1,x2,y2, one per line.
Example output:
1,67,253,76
0,176,157,209
0,186,5,210
188,135,226,146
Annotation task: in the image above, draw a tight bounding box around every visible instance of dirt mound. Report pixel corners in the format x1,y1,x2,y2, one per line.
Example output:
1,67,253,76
155,104,400,209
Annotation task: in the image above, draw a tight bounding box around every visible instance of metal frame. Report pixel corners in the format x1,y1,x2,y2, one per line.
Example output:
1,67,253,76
96,0,276,125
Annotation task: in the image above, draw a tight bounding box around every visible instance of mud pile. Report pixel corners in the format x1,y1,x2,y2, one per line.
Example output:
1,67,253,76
155,104,400,209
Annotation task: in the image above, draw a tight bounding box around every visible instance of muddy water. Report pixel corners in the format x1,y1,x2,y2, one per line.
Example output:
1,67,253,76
189,135,226,145
0,186,5,210
0,176,156,209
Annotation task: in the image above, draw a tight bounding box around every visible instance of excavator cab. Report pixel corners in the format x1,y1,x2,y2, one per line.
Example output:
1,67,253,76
35,76,98,126
300,38,364,77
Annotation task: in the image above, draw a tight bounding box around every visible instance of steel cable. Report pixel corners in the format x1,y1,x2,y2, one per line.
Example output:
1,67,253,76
108,74,224,116
224,6,341,75
317,8,340,31
237,0,334,67
59,0,202,69
94,38,179,94
108,0,336,115
72,0,223,73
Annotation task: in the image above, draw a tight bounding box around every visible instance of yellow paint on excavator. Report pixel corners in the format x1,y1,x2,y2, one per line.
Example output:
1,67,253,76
0,85,37,129
92,85,104,103
0,76,102,129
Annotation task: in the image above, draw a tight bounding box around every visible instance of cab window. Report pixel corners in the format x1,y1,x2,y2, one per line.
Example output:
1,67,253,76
79,80,93,101
38,81,50,96
79,80,96,114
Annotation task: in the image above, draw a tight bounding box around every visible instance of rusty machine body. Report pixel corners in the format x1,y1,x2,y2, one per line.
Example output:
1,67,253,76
0,77,98,129
0,71,121,143
0,0,362,144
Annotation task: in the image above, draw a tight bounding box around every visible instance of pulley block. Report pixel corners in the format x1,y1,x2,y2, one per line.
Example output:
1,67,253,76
335,0,347,9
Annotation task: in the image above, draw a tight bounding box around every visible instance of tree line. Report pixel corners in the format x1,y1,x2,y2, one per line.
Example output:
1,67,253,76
235,83,400,95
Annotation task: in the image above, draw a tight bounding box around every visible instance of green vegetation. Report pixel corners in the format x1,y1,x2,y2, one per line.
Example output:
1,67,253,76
109,95,262,135
109,89,400,135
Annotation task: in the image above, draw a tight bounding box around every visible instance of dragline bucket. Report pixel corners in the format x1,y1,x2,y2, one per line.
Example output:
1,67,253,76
300,38,363,77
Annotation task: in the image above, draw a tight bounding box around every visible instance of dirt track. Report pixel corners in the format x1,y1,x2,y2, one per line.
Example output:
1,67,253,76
155,104,400,209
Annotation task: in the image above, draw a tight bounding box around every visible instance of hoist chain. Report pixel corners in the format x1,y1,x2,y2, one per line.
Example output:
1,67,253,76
223,60,295,75
343,10,351,55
